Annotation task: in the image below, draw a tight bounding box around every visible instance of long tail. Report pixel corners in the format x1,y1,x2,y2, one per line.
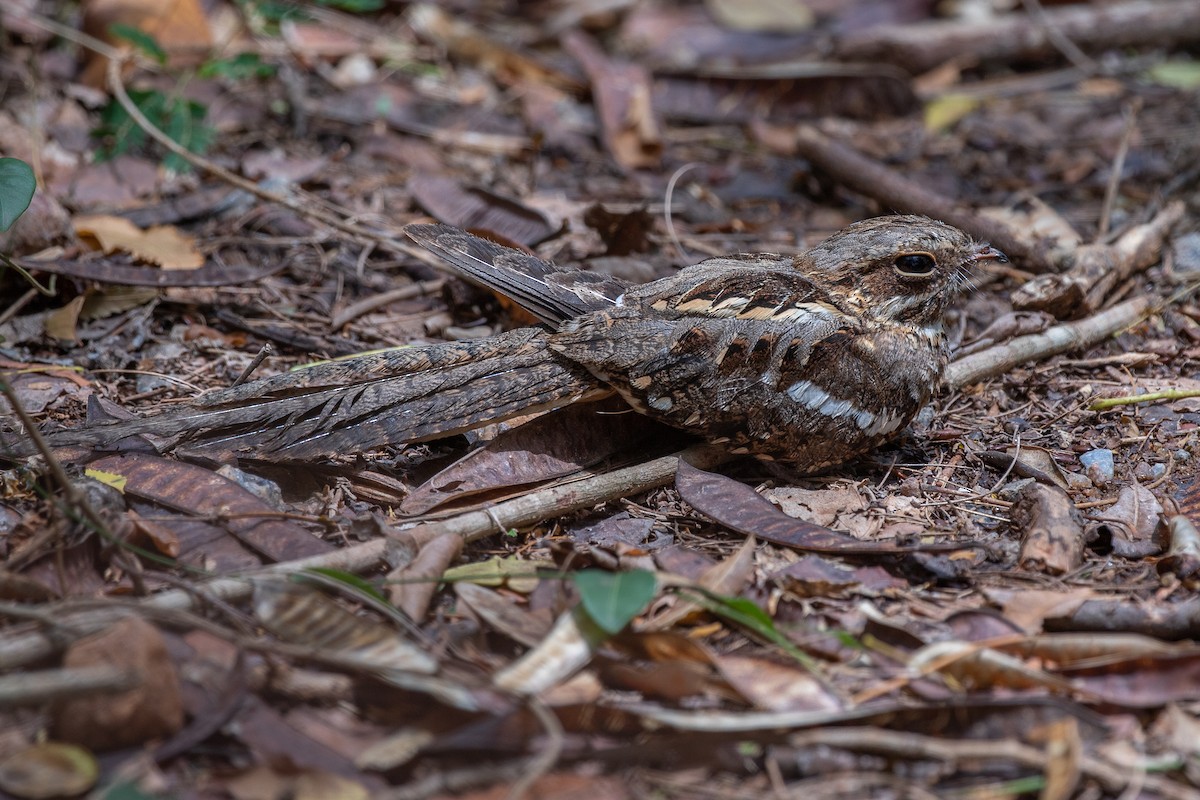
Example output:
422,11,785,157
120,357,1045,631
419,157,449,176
8,329,610,460
403,224,628,325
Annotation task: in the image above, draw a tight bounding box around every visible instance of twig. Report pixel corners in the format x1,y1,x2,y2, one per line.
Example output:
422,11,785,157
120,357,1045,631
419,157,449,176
0,381,116,541
784,728,1192,800
230,343,273,388
834,0,1200,74
1089,388,1200,412
945,295,1155,387
1097,99,1142,238
506,699,565,800
328,278,446,330
0,444,729,670
788,125,1053,271
0,666,140,708
1019,0,1100,74
663,162,700,262
101,56,441,269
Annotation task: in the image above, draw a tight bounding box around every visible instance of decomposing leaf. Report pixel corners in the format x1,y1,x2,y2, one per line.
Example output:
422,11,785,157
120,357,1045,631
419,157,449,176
1085,483,1163,558
0,742,98,800
716,653,841,712
402,401,667,514
80,0,213,86
454,582,554,647
407,4,583,92
89,453,334,563
252,579,437,675
563,30,662,170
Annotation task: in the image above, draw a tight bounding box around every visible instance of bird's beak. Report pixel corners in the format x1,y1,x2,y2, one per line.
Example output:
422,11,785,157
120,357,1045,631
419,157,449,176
972,243,1008,264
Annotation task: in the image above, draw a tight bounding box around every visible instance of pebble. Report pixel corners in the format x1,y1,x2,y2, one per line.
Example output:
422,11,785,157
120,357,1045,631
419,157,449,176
1079,448,1115,484
216,465,284,509
996,477,1035,502
1172,231,1200,273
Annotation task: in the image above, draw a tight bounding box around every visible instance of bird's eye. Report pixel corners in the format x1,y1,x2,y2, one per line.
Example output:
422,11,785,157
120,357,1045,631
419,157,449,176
893,253,937,277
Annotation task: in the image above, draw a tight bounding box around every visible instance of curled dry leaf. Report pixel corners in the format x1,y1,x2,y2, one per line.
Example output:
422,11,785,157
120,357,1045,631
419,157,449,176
908,640,1077,694
0,743,98,800
1086,482,1163,559
492,608,608,696
252,580,437,675
1158,515,1200,583
386,532,463,623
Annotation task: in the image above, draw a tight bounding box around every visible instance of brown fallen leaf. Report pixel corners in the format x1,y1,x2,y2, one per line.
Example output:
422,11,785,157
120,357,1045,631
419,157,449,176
79,0,213,87
74,214,204,270
676,460,966,554
563,30,662,171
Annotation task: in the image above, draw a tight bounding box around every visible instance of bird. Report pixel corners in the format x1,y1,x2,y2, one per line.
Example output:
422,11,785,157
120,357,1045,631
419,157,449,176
10,215,1005,473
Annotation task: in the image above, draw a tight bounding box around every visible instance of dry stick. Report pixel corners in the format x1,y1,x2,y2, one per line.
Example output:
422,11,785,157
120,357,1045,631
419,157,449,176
834,0,1200,75
329,278,446,331
1097,99,1142,238
790,125,1055,272
1018,0,1101,74
0,445,728,670
785,727,1191,800
945,295,1154,387
0,666,139,708
101,57,440,269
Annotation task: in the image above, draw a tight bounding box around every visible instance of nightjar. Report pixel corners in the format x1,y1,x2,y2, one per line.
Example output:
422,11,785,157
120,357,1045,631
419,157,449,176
16,215,1004,472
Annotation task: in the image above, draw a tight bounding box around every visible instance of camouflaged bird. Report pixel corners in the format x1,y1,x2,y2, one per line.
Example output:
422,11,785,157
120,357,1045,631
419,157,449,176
18,215,1005,472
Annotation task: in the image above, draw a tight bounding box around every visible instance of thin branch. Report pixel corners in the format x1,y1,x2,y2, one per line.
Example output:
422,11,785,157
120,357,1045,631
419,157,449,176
945,295,1155,387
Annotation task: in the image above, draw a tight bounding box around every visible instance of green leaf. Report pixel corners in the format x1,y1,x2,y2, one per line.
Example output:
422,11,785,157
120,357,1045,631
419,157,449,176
0,158,35,232
315,0,384,11
93,91,213,173
161,98,213,173
572,569,657,635
684,589,820,671
298,567,388,604
1145,59,1200,89
107,23,167,64
198,53,277,80
102,780,164,800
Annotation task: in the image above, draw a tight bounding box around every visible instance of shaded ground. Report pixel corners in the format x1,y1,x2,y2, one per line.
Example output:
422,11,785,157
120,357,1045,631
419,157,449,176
2,1,1200,798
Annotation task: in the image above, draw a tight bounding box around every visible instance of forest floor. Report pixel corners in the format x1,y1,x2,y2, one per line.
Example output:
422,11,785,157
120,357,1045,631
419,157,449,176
2,1,1200,798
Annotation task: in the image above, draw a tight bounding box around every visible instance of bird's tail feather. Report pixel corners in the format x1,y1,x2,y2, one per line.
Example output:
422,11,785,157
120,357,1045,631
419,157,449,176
9,329,608,460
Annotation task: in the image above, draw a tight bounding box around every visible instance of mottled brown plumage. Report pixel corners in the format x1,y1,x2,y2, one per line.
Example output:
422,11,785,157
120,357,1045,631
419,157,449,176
15,216,1004,471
